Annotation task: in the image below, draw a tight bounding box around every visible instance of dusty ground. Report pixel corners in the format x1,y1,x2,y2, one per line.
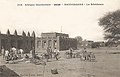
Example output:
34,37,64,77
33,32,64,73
0,47,120,77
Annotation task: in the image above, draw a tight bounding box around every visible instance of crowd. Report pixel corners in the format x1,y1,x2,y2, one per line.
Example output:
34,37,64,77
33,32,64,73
65,48,96,61
44,47,60,62
0,46,60,63
0,46,95,64
0,47,36,62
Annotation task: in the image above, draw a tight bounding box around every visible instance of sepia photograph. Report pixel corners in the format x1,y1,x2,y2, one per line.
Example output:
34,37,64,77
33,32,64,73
0,0,120,77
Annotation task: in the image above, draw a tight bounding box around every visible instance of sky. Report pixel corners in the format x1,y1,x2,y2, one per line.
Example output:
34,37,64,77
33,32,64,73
0,0,120,41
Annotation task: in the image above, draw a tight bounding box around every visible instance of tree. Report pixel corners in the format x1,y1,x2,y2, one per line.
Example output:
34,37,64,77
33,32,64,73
91,42,100,48
75,36,83,43
75,36,83,47
99,10,120,41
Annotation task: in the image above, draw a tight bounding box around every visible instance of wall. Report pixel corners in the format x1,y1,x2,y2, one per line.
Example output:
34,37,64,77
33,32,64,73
0,33,34,53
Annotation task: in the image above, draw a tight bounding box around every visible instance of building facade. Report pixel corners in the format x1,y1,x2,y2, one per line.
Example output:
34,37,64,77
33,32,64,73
35,32,77,51
0,30,77,53
0,30,35,53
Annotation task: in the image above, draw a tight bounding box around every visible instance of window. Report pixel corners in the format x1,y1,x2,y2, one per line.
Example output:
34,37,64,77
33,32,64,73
37,41,41,48
42,40,46,48
54,40,57,48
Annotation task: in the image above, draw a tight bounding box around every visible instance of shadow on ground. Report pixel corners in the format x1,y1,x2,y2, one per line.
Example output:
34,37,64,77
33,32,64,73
0,65,21,77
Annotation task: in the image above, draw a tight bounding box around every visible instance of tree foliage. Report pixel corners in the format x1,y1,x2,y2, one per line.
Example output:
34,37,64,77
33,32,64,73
75,36,83,48
99,10,120,41
75,36,83,43
91,42,100,48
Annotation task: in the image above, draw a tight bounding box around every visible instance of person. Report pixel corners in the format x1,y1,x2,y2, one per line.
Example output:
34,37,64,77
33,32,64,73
24,54,29,59
69,48,73,58
49,46,53,58
17,49,21,58
5,50,9,61
31,47,35,59
12,47,18,60
9,49,14,60
1,47,5,59
19,49,24,57
53,48,60,60
46,47,50,55
45,47,50,62
82,48,87,52
11,47,17,54
82,48,87,61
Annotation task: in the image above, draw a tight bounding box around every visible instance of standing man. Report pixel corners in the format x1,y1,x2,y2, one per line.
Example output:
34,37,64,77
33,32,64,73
32,47,35,59
82,48,87,61
69,48,73,58
5,50,9,61
19,49,24,57
49,46,53,59
53,48,60,60
1,47,5,59
46,47,50,62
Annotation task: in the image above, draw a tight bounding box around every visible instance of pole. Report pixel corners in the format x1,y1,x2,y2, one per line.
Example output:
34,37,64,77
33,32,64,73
42,62,46,77
61,26,62,33
43,65,45,77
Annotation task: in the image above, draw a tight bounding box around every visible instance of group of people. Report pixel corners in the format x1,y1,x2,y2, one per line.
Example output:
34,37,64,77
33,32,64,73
65,48,74,58
0,46,60,63
65,48,96,61
0,47,37,62
0,46,95,63
81,48,96,61
1,47,24,61
45,47,60,62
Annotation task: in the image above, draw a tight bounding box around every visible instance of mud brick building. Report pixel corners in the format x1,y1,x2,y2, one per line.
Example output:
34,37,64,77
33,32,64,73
0,30,77,53
0,30,35,53
35,32,77,51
